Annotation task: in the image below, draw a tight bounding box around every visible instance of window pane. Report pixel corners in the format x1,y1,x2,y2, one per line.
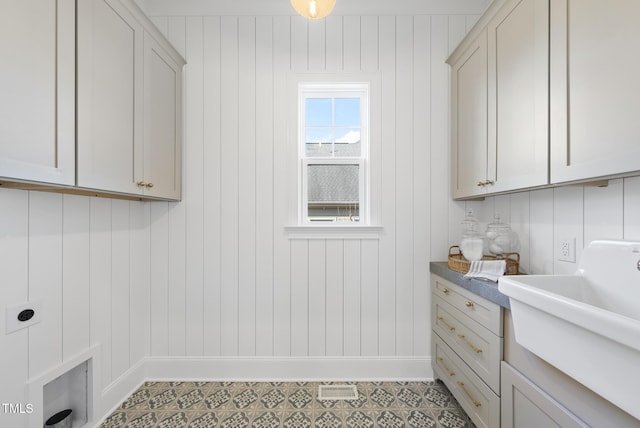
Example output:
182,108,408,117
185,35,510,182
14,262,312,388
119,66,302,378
334,98,360,127
333,128,361,157
307,164,360,222
305,128,332,157
306,98,332,126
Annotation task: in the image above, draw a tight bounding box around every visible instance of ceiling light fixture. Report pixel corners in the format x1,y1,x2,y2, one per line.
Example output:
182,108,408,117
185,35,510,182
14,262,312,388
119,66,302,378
290,0,336,19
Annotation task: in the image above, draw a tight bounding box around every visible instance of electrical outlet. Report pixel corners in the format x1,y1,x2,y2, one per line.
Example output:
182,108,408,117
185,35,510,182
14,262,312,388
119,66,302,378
558,238,576,262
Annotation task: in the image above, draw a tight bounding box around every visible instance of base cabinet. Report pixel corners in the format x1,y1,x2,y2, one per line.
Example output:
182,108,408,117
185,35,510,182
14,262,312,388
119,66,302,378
501,362,588,428
431,274,503,428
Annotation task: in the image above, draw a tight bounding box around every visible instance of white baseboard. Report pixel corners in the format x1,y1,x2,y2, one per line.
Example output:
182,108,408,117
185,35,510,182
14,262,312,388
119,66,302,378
96,360,146,426
143,356,434,382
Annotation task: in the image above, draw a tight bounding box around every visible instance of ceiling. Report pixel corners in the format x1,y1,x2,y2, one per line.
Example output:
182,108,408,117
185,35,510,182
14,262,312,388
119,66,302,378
138,0,490,17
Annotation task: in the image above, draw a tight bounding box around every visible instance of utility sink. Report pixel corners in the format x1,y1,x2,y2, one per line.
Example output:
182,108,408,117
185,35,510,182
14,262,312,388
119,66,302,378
499,240,640,420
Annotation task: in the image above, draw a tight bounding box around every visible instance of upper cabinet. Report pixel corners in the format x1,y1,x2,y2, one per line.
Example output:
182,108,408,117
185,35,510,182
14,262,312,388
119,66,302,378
142,32,183,200
0,0,75,185
487,0,548,194
0,0,184,200
450,0,640,200
450,31,488,199
449,0,548,199
549,0,640,183
77,0,184,200
77,0,144,195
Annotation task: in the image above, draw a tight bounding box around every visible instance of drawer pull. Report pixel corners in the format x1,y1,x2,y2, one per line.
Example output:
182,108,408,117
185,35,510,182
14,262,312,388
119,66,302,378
437,357,455,377
465,301,474,308
457,334,483,353
457,381,482,407
442,288,450,295
437,316,456,331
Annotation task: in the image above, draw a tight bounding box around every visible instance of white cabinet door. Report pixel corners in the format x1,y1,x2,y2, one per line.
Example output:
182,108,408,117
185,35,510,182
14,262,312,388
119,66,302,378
502,362,589,428
451,31,488,199
77,0,144,195
550,0,640,183
143,33,183,200
0,0,75,185
487,0,548,193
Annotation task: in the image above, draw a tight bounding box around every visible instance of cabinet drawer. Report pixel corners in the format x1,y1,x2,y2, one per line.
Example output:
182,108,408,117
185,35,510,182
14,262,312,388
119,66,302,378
433,333,500,428
432,274,502,335
433,296,502,394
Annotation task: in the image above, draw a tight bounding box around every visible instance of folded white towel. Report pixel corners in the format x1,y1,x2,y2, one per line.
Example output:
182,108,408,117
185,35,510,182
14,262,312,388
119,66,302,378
464,260,506,282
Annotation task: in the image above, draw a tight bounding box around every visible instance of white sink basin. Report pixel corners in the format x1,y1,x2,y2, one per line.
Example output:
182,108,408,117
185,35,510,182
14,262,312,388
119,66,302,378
499,240,640,420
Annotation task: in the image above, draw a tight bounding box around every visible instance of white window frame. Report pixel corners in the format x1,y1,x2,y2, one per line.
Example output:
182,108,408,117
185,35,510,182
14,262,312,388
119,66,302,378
297,82,370,226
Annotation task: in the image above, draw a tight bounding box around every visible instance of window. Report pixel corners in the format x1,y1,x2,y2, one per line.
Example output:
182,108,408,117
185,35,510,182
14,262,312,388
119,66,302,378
298,83,369,225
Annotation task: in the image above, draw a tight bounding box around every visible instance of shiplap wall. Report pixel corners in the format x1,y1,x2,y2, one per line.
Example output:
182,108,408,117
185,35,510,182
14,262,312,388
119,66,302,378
144,13,480,362
460,177,640,276
3,3,640,427
0,190,150,426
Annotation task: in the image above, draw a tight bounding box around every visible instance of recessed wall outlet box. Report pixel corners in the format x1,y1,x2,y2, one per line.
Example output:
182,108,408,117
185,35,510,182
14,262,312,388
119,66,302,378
6,300,42,334
558,237,576,262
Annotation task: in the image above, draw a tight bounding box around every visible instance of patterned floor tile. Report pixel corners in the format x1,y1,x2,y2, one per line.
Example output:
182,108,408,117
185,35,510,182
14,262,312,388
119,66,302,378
99,380,475,428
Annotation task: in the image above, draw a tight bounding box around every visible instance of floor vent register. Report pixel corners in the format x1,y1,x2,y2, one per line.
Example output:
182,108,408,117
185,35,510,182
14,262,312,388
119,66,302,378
318,385,359,400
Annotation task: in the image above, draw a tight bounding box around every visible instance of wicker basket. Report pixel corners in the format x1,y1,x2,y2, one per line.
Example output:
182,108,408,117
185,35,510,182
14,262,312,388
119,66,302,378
448,245,520,275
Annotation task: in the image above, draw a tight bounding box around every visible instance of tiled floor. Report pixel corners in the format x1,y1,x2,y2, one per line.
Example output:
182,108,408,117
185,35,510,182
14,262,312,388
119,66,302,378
100,380,475,428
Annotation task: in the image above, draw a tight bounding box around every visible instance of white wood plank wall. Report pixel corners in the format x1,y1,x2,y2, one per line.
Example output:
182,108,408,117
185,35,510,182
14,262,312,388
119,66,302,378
460,177,640,275
145,14,478,360
2,6,640,426
0,189,150,426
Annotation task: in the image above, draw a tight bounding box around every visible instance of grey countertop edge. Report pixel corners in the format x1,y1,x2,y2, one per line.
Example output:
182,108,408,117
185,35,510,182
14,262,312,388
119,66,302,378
430,261,511,309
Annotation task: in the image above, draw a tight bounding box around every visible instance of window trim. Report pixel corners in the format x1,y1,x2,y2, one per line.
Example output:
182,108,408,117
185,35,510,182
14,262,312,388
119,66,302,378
284,73,383,240
297,82,370,226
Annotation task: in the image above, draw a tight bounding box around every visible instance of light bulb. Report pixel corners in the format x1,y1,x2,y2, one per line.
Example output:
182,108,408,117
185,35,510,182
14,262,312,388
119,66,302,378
290,0,336,20
309,0,317,18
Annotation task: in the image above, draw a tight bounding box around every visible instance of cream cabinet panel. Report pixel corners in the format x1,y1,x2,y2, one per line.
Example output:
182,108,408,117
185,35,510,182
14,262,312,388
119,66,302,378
450,31,488,199
487,0,548,193
501,362,589,428
550,0,640,183
77,0,144,195
0,0,75,185
143,33,183,200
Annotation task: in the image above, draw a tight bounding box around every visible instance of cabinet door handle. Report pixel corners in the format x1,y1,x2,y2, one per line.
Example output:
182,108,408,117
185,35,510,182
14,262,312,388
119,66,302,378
145,182,154,188
457,334,483,353
477,181,485,187
437,316,456,332
457,381,482,407
437,357,455,377
465,301,474,308
442,288,450,295
136,181,147,187
484,180,495,186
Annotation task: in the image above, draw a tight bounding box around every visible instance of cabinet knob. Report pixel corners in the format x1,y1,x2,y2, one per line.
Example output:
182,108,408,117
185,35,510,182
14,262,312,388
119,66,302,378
484,180,495,186
465,301,474,308
146,182,154,188
477,181,485,187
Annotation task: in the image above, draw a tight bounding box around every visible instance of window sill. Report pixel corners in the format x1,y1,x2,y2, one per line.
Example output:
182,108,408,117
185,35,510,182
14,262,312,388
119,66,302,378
284,224,383,240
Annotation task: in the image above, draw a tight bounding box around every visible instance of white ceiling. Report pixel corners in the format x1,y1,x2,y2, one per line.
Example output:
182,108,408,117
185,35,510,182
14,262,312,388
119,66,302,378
138,0,490,17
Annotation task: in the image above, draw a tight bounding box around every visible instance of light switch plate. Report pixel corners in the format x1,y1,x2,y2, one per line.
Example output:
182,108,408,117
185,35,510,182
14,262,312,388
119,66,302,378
5,300,42,334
